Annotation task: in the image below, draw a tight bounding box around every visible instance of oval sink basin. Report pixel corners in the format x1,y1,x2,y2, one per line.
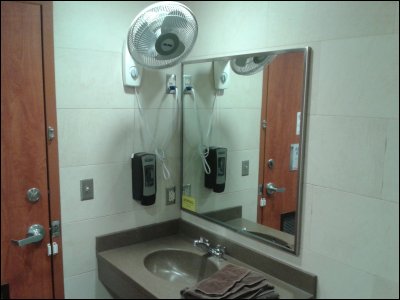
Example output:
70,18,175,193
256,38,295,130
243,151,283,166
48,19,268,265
144,249,218,286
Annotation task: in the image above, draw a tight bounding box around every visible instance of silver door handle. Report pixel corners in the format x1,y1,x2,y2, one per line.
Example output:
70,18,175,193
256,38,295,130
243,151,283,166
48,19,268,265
12,224,45,247
266,182,286,195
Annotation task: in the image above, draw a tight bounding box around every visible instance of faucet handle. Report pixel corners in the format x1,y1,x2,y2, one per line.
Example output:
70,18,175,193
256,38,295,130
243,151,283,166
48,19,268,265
212,244,226,258
196,237,209,244
216,244,226,253
193,236,210,246
200,237,209,244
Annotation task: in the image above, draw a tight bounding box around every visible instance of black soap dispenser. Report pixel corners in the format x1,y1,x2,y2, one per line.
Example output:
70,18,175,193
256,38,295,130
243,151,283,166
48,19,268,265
131,153,156,205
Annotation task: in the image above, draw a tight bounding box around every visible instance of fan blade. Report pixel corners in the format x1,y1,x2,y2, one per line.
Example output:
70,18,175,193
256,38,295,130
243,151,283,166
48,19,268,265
160,10,188,34
136,29,158,51
235,57,249,67
253,54,277,66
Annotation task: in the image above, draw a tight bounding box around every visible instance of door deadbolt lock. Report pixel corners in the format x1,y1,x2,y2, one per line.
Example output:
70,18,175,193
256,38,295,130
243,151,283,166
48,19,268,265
267,159,275,169
26,188,40,203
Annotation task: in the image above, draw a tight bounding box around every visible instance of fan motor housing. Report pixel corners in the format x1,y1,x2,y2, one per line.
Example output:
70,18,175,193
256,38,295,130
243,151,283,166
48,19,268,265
155,33,179,56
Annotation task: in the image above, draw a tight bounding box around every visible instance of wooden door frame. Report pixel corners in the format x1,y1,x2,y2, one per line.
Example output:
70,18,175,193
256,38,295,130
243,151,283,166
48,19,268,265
257,66,269,225
21,1,64,298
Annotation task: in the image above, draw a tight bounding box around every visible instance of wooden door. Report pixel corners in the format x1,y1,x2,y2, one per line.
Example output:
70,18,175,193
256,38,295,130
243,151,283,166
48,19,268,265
1,1,64,298
257,52,305,232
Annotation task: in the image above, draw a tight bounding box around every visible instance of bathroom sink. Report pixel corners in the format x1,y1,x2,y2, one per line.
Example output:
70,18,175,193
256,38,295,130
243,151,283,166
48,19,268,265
144,249,218,286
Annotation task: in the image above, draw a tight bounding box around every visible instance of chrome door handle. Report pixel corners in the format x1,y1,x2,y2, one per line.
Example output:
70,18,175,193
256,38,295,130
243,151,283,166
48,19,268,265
12,224,45,247
266,182,286,195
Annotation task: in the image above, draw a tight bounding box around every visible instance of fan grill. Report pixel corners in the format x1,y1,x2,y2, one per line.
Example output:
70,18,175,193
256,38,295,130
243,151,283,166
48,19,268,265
230,54,277,76
127,2,198,69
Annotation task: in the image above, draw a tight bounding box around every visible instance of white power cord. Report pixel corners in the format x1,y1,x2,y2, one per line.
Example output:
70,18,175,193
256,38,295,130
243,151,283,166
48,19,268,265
189,88,217,174
134,87,179,181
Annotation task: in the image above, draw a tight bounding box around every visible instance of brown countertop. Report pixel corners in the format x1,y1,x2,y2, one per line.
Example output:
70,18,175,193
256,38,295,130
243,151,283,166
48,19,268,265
97,234,313,299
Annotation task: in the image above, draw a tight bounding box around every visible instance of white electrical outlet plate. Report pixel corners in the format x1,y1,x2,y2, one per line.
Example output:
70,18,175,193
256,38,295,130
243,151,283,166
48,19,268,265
182,184,191,196
183,74,192,93
166,187,176,205
166,74,176,94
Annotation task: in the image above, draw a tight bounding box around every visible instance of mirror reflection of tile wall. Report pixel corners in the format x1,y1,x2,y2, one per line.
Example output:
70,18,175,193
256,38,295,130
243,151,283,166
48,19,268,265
182,61,263,222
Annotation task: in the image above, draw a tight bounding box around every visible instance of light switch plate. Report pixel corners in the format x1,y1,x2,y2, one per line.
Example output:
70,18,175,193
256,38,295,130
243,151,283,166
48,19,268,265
80,179,94,201
242,160,249,176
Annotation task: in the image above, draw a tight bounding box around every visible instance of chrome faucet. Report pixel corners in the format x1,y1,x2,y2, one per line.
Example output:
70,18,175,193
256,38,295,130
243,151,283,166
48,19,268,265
193,236,210,250
193,237,226,259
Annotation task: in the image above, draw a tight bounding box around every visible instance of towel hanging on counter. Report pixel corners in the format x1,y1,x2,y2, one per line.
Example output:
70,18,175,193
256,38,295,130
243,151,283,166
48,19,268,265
180,264,280,299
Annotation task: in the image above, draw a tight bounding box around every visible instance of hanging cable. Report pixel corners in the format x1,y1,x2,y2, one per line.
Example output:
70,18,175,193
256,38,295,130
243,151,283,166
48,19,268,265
190,88,218,174
156,87,179,181
134,87,178,181
134,87,155,146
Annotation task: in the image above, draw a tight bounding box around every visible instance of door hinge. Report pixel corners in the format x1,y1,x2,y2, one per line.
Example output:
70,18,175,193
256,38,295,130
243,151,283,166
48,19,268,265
261,120,267,129
51,220,61,238
47,126,55,141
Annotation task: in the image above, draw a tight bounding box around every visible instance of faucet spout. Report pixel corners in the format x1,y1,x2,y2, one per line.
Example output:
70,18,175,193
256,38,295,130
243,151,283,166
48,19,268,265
193,237,226,259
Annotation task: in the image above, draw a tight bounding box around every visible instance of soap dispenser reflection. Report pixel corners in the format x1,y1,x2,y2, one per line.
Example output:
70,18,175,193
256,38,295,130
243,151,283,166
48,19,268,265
205,147,227,193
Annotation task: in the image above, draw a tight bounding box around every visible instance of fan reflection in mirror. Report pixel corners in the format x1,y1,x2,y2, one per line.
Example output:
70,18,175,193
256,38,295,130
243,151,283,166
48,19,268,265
230,54,277,76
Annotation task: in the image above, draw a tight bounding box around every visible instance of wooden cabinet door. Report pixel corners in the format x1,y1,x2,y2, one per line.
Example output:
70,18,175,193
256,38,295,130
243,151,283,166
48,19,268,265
1,2,64,298
257,52,305,231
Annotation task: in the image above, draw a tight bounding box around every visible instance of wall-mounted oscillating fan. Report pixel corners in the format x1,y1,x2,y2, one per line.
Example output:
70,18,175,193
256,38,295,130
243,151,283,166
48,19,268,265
230,54,277,76
127,1,198,69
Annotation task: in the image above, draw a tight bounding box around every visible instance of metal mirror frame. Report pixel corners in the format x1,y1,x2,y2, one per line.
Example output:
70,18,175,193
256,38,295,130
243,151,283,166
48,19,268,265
180,47,311,255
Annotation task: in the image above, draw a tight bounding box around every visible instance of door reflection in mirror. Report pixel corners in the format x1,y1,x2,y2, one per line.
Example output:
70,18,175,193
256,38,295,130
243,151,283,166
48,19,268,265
258,51,305,236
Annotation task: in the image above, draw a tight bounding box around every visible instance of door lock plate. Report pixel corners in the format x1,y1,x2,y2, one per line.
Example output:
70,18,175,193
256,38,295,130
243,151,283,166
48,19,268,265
51,220,61,237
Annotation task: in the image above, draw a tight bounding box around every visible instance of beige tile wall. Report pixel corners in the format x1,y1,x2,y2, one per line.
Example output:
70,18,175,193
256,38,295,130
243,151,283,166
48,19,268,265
182,61,262,220
54,2,181,298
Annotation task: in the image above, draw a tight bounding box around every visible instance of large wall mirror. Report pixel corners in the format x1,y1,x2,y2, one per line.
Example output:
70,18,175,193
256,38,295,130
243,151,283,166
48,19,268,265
181,47,311,254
